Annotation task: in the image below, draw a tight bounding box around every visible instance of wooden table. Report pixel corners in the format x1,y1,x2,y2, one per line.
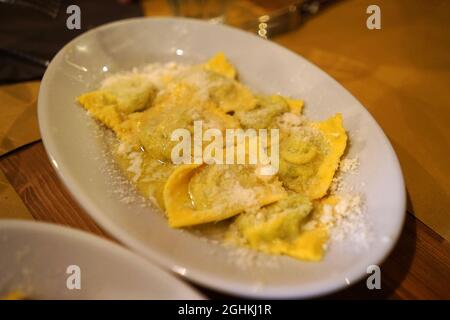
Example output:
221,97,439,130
1,0,449,299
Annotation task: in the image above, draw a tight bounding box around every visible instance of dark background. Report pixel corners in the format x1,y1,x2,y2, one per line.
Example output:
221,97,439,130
0,0,142,83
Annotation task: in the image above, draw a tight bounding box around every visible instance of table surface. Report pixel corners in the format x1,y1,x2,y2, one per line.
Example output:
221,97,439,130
1,142,449,299
1,0,450,299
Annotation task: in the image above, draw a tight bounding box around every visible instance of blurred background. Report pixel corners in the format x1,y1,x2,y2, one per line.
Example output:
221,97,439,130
0,0,348,83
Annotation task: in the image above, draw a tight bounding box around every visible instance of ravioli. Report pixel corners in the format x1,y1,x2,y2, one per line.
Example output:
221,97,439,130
136,156,177,209
77,79,155,149
102,74,156,114
77,53,353,263
204,52,256,112
235,95,289,129
78,73,155,121
77,90,123,130
164,164,287,228
231,193,312,244
228,193,328,261
208,74,257,113
138,82,240,161
278,113,347,199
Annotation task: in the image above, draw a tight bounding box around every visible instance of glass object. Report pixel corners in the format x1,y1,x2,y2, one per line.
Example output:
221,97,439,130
168,0,228,23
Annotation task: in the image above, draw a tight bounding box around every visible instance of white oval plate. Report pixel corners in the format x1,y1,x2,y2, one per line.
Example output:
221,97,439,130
0,220,202,299
38,17,406,298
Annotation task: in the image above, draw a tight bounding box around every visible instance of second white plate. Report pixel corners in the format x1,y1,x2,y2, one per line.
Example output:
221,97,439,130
0,220,202,299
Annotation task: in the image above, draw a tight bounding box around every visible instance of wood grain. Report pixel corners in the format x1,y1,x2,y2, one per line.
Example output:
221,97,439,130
0,142,107,237
0,142,449,299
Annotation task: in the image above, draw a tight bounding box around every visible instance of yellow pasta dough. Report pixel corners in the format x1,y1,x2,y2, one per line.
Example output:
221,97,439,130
77,90,123,130
138,82,240,161
164,164,287,227
227,193,328,261
278,113,347,199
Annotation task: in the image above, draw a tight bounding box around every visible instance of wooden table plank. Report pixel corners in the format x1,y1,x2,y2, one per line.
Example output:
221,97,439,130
0,142,106,237
1,141,449,299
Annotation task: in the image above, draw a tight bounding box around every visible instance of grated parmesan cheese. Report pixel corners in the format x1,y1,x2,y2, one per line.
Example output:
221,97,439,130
339,157,359,174
276,112,304,131
127,151,143,183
